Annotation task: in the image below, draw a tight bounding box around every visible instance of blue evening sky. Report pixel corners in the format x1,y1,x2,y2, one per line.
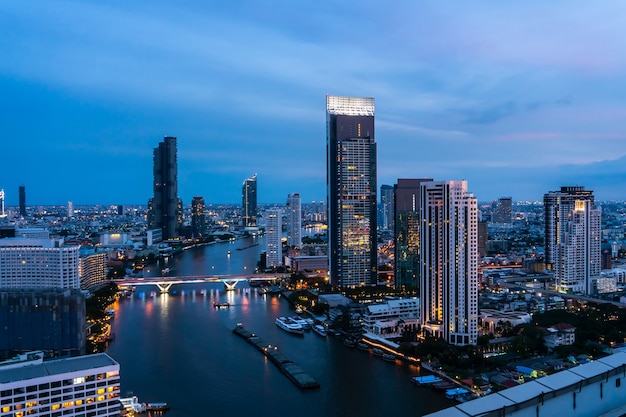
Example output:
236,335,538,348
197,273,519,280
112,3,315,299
2,1,626,206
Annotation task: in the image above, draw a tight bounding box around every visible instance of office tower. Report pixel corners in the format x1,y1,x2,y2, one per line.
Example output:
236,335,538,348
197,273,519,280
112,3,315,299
394,178,432,291
544,186,600,294
0,289,86,358
0,189,5,217
0,351,120,415
149,136,179,240
0,238,80,289
493,197,512,223
67,201,74,218
242,174,257,228
266,209,282,267
477,220,489,258
420,180,478,346
326,95,377,287
286,193,302,248
380,184,394,231
117,204,124,215
191,196,206,239
18,185,26,217
79,252,107,291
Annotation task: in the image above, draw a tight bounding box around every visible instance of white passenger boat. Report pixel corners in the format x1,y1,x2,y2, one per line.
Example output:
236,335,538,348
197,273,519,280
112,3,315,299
275,317,304,335
289,316,311,329
312,324,327,337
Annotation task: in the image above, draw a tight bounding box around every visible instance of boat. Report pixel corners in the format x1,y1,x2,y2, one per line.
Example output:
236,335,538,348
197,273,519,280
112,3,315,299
161,267,171,276
382,353,396,362
119,396,146,413
147,402,170,411
372,347,384,356
357,342,369,350
411,375,443,385
289,316,311,329
432,381,457,390
105,308,115,317
445,387,469,400
343,338,357,348
213,302,230,308
312,324,327,337
275,317,304,335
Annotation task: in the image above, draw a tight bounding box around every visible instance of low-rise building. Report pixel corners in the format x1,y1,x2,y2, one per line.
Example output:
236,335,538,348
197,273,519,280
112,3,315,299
362,298,419,338
0,351,121,417
544,323,576,351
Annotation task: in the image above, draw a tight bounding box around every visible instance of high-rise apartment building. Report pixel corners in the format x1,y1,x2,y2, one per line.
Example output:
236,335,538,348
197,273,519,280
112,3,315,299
420,180,478,346
380,184,394,231
0,289,86,358
266,209,282,268
242,174,257,228
191,196,206,238
544,186,601,294
0,351,120,415
79,253,107,291
493,197,513,223
394,178,432,291
326,95,377,288
0,238,80,289
149,136,179,240
18,185,26,217
67,201,74,218
286,193,302,248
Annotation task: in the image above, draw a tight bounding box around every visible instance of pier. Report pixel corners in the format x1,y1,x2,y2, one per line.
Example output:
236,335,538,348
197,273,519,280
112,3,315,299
232,324,320,390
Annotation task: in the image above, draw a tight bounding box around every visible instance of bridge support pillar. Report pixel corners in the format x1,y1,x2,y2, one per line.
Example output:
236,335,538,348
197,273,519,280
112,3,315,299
223,280,238,291
156,283,173,293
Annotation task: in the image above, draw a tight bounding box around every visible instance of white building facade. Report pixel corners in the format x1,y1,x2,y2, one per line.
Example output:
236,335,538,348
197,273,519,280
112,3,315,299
265,209,282,268
420,180,478,346
0,352,121,417
0,239,80,289
362,298,419,338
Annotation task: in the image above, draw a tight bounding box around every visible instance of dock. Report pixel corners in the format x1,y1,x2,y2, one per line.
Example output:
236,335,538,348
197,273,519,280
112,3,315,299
232,324,320,390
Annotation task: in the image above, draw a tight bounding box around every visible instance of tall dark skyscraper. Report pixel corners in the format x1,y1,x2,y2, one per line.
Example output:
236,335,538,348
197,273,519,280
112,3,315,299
493,196,512,223
394,178,432,291
326,95,377,288
18,185,26,217
242,174,257,228
148,136,179,240
380,184,394,231
191,196,206,238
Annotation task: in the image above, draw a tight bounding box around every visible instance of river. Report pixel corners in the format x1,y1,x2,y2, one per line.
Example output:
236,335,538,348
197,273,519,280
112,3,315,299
106,235,455,416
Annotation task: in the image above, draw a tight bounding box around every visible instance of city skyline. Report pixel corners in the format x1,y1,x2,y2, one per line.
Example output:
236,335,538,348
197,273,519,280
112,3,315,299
2,2,626,205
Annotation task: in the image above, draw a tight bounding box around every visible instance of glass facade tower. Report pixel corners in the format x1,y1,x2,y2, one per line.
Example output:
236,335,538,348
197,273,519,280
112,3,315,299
326,95,377,288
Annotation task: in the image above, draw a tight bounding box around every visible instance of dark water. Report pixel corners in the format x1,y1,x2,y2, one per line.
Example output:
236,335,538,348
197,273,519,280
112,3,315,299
106,237,455,416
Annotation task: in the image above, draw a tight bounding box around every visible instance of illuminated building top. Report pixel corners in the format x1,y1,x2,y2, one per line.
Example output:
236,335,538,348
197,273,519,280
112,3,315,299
326,95,375,116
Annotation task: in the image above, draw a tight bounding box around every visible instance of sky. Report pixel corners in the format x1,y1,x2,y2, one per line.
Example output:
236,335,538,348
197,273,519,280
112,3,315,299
2,1,626,206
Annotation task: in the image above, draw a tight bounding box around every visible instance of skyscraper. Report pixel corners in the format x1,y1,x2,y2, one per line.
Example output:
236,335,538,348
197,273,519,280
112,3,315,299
326,95,377,288
544,186,601,294
493,197,513,223
286,193,302,248
420,180,478,346
18,185,26,217
394,178,432,291
266,209,282,268
67,201,74,218
149,136,179,240
191,196,206,239
242,174,257,229
380,184,394,231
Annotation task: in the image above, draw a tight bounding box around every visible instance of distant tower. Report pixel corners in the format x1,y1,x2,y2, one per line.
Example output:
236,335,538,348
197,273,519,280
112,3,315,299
286,193,302,248
67,201,74,218
117,205,124,216
149,136,179,240
420,180,478,346
544,186,600,294
380,184,394,231
326,95,377,288
493,197,513,223
394,178,432,291
191,196,206,239
242,174,257,228
0,189,5,218
266,209,282,267
18,185,26,217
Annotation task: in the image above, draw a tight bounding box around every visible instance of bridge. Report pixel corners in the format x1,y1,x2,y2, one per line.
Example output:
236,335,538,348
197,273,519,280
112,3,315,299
112,274,285,293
